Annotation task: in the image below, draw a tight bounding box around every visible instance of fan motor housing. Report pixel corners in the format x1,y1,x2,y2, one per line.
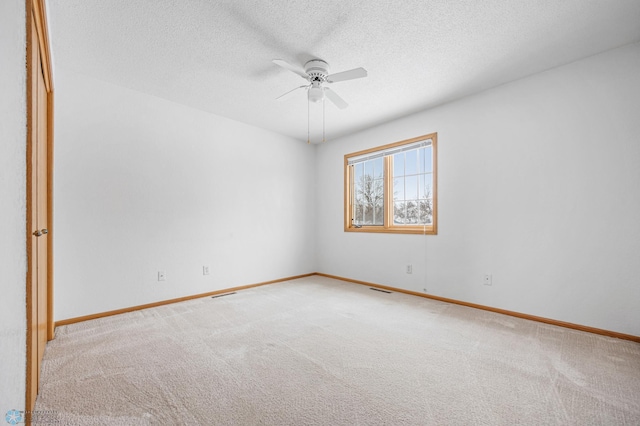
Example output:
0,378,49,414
305,59,329,83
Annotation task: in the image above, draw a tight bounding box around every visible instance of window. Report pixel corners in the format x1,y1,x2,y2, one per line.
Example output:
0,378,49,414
344,133,437,234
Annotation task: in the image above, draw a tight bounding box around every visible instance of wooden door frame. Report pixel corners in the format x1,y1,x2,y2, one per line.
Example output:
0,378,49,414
25,0,54,415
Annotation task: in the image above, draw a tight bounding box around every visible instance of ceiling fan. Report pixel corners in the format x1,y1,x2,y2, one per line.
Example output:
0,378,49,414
273,59,367,109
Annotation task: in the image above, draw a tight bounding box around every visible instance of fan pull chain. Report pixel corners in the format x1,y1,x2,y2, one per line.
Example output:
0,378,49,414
307,95,310,144
323,97,326,143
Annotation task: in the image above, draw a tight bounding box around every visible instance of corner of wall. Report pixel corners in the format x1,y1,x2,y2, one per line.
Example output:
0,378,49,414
0,0,28,414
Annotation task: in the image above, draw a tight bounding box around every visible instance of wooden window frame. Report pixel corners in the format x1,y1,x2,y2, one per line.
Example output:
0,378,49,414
344,133,437,235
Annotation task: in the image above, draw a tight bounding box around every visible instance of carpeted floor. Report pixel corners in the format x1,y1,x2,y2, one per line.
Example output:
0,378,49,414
36,276,640,425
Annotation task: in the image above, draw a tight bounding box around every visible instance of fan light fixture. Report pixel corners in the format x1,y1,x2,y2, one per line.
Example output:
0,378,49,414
308,86,324,103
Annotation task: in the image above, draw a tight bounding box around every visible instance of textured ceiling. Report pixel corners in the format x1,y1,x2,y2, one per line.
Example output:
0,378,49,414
46,0,640,143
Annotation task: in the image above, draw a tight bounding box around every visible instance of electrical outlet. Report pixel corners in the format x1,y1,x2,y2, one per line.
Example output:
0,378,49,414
406,264,412,274
158,271,167,281
483,274,492,286
203,265,210,275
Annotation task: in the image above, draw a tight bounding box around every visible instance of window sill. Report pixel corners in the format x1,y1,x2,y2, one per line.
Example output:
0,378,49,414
345,225,437,235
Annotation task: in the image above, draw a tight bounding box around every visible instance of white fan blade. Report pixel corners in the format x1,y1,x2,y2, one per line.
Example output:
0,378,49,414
324,87,348,109
276,85,308,101
272,59,308,79
326,67,367,83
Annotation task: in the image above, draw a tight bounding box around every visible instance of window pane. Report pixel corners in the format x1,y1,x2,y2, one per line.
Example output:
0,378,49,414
373,157,383,179
393,153,404,177
393,177,404,201
419,173,432,199
421,147,432,173
363,203,371,224
406,200,418,224
354,162,364,181
374,201,384,226
356,159,384,226
420,199,432,224
394,201,406,224
364,160,373,179
374,176,384,207
350,165,357,223
405,149,417,175
406,175,418,200
353,202,363,224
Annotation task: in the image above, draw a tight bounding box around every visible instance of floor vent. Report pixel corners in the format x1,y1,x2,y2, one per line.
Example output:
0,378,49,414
369,287,392,294
211,292,237,299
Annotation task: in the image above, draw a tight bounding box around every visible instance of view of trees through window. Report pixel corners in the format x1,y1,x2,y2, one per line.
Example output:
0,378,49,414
345,133,437,234
392,147,433,225
351,157,384,225
350,146,433,226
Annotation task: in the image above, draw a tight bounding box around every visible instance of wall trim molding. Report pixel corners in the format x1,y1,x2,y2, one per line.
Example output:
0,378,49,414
315,273,640,343
55,272,639,343
30,0,53,92
55,273,315,327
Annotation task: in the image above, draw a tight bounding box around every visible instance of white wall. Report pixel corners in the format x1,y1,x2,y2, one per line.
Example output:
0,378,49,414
316,42,640,336
54,70,316,320
0,0,27,413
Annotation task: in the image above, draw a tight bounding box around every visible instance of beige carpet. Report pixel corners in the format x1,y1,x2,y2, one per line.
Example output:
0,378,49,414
36,276,640,425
